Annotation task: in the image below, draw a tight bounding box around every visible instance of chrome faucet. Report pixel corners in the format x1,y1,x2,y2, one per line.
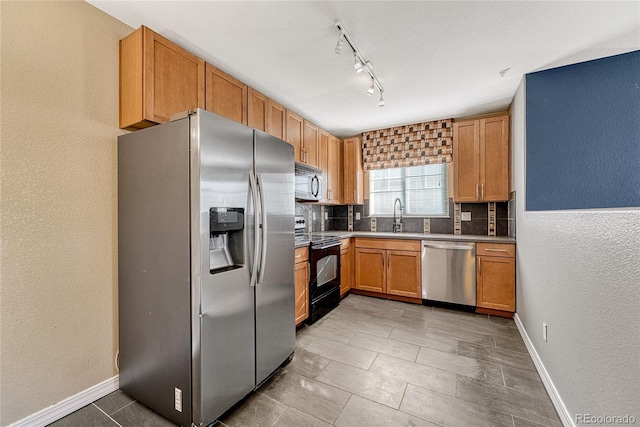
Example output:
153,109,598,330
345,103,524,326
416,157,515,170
393,198,403,233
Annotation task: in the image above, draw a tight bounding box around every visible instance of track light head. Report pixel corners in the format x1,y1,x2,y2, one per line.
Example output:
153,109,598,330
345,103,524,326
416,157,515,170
335,33,344,55
378,93,385,107
353,52,363,73
367,78,375,96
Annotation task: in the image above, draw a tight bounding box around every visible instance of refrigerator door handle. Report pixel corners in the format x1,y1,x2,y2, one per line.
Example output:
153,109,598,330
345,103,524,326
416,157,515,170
257,173,268,285
249,172,260,287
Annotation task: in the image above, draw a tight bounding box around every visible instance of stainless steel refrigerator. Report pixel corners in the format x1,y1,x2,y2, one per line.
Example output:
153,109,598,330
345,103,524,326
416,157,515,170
118,109,295,427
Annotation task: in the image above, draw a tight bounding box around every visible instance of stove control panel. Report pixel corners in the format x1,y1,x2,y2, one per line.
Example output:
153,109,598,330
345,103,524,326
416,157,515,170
295,215,307,230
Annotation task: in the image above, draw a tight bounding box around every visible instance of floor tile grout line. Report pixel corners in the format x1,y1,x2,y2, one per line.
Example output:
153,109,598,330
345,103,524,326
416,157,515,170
108,399,137,416
511,414,516,427
500,364,507,387
92,403,124,427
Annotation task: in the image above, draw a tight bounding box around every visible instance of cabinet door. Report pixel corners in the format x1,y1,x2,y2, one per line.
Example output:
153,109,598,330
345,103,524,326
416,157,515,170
328,136,342,204
340,248,350,297
480,116,510,201
453,120,480,202
247,88,268,131
294,261,309,325
477,256,515,312
355,248,386,293
318,129,330,200
303,121,319,167
285,110,304,163
120,26,205,130
343,137,364,205
266,99,286,140
386,250,421,298
205,63,247,125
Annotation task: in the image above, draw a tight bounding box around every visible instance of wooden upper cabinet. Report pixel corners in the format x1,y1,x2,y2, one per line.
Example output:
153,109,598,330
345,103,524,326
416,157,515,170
120,26,205,130
481,116,510,201
454,114,510,202
343,136,364,205
266,99,286,140
205,63,247,125
318,129,330,200
328,136,342,204
303,120,319,168
453,120,480,202
247,88,268,131
285,110,304,163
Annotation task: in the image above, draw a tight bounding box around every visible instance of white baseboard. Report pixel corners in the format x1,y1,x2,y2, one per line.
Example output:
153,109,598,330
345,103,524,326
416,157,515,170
7,375,119,427
513,314,574,427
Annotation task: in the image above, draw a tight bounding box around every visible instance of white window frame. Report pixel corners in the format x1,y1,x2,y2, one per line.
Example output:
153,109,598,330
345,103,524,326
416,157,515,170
368,163,449,217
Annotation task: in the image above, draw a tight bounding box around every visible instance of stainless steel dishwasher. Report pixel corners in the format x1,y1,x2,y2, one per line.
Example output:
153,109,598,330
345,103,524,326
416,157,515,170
421,241,476,307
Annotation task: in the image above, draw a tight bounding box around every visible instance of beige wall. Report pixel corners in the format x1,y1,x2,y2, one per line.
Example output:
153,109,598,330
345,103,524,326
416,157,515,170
0,2,132,425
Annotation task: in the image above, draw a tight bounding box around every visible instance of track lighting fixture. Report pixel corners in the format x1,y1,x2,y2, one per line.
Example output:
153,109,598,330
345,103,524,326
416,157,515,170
353,52,363,73
334,22,385,106
335,32,344,55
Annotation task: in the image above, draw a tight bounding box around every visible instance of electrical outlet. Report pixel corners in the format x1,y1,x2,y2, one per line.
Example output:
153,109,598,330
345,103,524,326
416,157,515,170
461,212,472,221
175,387,183,412
543,323,548,342
355,212,361,220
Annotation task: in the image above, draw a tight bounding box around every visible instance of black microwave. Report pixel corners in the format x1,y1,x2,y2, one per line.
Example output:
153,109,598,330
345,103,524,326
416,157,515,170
294,163,322,201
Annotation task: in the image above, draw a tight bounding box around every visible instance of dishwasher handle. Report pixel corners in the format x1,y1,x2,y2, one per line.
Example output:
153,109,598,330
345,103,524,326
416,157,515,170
422,242,475,251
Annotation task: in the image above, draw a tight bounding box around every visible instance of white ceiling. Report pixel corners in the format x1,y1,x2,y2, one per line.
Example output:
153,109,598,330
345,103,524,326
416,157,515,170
88,1,639,137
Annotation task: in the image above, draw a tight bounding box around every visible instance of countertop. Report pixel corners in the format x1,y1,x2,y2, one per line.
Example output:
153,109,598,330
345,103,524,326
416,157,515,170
295,231,515,247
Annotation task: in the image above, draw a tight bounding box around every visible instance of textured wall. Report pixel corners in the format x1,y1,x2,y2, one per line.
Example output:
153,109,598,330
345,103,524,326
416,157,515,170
0,2,132,425
512,68,640,423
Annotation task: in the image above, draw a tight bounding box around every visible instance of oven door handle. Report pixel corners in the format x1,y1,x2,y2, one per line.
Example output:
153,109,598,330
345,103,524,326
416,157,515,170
312,242,341,250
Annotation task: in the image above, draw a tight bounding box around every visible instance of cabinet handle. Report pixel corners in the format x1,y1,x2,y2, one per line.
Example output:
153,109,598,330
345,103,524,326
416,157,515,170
478,258,481,274
485,248,507,252
295,254,302,258
476,184,479,200
387,252,390,268
481,183,484,200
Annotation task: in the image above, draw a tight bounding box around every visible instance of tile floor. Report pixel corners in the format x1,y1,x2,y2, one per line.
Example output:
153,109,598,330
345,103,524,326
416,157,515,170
49,294,561,427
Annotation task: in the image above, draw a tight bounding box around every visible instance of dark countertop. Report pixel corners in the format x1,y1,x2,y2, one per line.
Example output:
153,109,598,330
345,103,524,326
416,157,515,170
304,231,515,244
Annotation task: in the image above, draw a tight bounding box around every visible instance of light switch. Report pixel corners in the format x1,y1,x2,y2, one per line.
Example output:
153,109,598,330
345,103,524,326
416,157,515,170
355,212,361,220
461,212,471,221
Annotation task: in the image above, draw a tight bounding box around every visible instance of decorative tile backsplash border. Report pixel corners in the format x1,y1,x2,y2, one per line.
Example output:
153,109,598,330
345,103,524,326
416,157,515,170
454,203,462,235
488,202,496,236
348,205,354,231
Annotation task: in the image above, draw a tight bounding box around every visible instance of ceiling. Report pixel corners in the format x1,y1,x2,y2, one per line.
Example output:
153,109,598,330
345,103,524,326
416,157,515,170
88,1,639,137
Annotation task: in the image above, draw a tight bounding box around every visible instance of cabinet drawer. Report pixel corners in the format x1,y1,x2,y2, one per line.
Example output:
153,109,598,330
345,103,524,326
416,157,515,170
476,243,515,258
355,238,420,252
295,247,309,263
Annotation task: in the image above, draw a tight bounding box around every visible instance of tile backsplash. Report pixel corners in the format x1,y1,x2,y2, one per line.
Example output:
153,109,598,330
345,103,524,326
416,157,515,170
322,198,509,236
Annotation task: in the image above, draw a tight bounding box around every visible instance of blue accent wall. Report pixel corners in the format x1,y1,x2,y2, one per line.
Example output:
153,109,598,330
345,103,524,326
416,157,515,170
525,50,640,211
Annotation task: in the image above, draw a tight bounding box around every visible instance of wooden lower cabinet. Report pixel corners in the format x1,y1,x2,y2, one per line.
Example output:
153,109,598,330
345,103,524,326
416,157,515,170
354,239,421,300
340,238,353,297
386,250,421,298
354,248,386,293
476,243,515,314
294,247,309,325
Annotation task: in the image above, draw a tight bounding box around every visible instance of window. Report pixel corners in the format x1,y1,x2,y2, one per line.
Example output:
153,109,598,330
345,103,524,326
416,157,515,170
369,163,449,216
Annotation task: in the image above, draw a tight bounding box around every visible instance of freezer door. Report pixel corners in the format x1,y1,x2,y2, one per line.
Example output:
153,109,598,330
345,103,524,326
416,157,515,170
192,111,257,424
254,130,295,385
